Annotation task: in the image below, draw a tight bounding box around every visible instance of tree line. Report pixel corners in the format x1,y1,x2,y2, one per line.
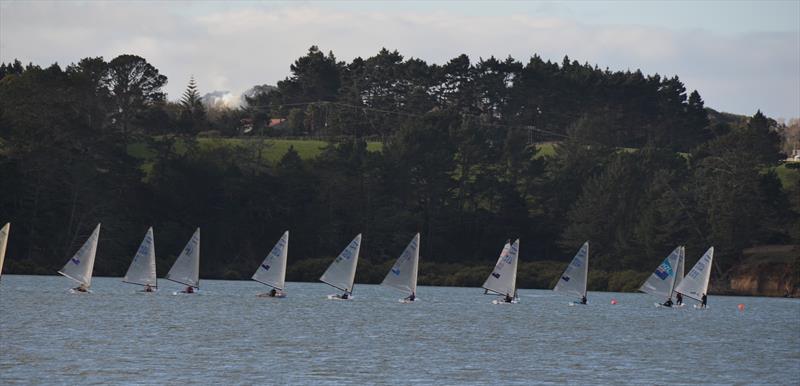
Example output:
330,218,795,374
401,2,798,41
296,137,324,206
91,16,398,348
0,47,796,290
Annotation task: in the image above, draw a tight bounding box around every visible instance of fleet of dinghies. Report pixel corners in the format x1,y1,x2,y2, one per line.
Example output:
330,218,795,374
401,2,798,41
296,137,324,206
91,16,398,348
0,221,717,308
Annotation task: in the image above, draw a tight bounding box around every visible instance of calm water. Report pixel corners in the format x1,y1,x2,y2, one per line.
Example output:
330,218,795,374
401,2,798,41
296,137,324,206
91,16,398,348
1,275,798,385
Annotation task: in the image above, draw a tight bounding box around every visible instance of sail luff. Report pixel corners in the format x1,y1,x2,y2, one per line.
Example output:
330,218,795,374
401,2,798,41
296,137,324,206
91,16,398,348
672,246,685,296
667,246,682,296
510,240,519,296
410,235,419,293
582,242,589,297
0,223,9,280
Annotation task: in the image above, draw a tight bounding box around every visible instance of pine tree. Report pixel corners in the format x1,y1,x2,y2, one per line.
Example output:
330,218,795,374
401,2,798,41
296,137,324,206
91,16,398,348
179,76,206,134
181,76,203,111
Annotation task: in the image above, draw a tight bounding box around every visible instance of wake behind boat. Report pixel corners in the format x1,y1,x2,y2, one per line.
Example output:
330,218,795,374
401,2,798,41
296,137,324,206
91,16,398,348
252,231,289,298
58,223,101,293
320,234,361,300
554,241,589,305
165,228,200,294
382,233,420,303
482,239,520,304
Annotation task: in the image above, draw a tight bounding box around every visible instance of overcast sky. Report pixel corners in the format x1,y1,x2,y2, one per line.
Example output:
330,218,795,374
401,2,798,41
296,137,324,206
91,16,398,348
1,0,798,119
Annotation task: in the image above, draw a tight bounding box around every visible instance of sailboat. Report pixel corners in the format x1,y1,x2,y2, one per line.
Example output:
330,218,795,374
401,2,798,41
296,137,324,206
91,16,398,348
482,239,520,304
382,233,420,303
674,246,714,309
0,223,8,281
58,223,101,293
640,246,685,307
553,241,589,305
165,228,200,294
252,231,289,298
123,227,158,293
320,234,361,300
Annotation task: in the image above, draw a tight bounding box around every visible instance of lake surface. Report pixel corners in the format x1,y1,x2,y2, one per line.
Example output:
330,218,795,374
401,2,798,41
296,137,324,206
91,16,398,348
1,275,798,385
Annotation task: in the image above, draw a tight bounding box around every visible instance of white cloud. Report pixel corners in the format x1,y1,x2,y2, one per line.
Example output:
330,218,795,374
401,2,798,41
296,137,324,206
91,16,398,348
1,1,797,118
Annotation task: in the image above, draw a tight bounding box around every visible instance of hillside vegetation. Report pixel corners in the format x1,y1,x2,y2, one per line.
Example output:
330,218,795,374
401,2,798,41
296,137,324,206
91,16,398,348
0,50,797,295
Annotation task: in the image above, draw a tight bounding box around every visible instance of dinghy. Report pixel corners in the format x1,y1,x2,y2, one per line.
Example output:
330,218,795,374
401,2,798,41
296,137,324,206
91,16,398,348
674,246,714,309
165,228,200,295
123,227,158,293
252,231,289,298
640,246,684,308
482,239,520,304
382,233,420,303
553,241,589,305
0,223,8,281
320,234,361,300
58,223,100,293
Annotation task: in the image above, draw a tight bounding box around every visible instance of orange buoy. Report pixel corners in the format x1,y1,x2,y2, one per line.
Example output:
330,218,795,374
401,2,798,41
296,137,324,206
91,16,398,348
611,298,618,305
738,303,745,312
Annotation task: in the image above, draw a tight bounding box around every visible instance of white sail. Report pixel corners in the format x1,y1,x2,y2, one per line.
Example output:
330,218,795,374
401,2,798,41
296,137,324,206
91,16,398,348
123,227,157,287
553,241,589,299
0,223,9,280
165,228,200,288
381,233,420,296
674,246,714,301
320,234,361,293
482,239,520,296
58,223,101,287
639,246,682,299
252,231,289,290
673,246,685,295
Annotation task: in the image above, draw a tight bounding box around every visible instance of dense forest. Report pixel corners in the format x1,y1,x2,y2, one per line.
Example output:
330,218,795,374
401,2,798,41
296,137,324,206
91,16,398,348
1,47,797,292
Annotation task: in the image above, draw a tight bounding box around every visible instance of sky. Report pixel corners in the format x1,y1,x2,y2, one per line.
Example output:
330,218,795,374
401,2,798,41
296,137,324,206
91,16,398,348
1,0,798,119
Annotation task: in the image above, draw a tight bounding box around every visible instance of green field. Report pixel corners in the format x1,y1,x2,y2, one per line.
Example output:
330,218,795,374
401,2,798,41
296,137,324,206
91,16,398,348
775,163,800,190
128,138,383,163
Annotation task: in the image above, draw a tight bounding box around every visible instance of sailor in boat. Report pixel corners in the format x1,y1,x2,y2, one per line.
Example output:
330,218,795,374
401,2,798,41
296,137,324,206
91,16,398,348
503,294,513,303
700,293,707,308
405,292,416,302
73,283,89,293
662,298,673,307
579,295,587,305
340,292,350,300
676,293,683,306
144,284,154,293
183,286,195,294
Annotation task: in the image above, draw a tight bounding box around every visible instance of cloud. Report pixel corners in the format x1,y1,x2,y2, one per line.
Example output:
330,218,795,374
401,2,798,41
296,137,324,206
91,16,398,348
1,1,797,118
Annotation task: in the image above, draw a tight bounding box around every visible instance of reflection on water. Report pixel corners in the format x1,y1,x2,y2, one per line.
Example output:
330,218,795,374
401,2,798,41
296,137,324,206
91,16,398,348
1,275,798,385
